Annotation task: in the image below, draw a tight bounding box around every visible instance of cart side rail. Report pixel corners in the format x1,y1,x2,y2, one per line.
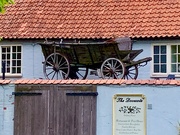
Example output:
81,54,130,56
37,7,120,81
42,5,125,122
38,41,146,66
39,43,76,63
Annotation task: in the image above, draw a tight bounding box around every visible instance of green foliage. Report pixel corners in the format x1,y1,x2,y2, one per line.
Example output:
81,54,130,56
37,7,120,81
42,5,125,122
0,0,14,13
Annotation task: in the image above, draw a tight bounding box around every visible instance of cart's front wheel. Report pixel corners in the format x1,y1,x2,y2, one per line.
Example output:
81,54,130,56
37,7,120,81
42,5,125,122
123,65,138,80
43,53,70,80
101,58,125,79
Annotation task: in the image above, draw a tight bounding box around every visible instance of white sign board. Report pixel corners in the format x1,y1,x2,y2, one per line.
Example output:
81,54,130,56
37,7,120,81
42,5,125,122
113,94,146,135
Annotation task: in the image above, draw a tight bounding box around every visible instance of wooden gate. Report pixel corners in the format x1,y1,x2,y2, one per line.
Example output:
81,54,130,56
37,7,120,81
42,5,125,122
13,85,97,135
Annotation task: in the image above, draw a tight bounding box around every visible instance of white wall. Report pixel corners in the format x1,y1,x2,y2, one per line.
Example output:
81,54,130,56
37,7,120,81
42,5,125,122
0,84,14,135
22,42,45,79
97,85,180,135
132,40,152,79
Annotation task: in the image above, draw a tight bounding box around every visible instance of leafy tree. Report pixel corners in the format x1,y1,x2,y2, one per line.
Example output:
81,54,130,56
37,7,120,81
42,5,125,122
0,0,14,13
0,0,13,40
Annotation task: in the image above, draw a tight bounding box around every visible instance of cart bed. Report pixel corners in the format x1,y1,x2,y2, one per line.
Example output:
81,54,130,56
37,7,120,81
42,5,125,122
40,42,142,66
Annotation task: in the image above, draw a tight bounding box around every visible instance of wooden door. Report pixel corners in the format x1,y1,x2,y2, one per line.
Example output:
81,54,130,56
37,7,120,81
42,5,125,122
14,85,97,135
13,90,49,135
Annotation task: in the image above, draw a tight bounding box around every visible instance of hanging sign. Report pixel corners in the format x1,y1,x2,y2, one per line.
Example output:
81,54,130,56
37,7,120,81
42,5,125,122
113,94,146,135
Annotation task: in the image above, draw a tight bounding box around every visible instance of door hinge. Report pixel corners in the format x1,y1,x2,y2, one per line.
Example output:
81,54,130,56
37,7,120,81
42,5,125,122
66,92,98,96
12,92,42,96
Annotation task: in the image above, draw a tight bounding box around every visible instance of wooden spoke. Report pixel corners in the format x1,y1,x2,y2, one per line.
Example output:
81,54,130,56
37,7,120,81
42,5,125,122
68,66,88,79
43,53,70,80
101,58,125,79
123,65,138,80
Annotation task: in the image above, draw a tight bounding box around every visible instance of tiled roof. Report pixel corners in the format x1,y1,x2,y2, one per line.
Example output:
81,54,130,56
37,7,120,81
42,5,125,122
0,79,179,85
13,79,180,86
0,0,180,39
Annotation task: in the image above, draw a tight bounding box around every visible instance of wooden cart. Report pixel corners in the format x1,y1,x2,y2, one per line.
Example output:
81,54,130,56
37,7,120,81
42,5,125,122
38,38,152,80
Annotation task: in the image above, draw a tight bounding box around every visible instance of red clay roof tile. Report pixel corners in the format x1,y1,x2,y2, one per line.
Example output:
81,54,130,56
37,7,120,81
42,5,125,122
59,79,69,84
33,79,43,84
39,80,50,84
98,79,108,84
169,80,178,85
67,79,75,84
176,81,180,86
0,80,11,84
156,80,164,85
86,80,94,84
0,0,180,39
105,79,115,84
162,80,170,85
13,80,20,84
78,79,88,84
53,80,62,84
72,79,81,84
92,79,101,84
139,80,149,85
125,79,135,85
113,79,122,84
27,79,37,84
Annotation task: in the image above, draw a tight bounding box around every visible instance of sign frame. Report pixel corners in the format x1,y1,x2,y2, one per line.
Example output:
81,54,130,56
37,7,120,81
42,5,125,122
112,94,146,135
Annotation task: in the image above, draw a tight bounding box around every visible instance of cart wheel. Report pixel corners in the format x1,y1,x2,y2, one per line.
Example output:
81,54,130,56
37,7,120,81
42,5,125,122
123,65,138,80
43,53,70,80
69,66,88,79
76,67,88,79
101,58,125,79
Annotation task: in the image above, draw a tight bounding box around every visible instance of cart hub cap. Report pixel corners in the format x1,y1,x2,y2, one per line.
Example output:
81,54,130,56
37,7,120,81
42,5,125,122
110,68,116,73
54,64,59,71
124,70,129,75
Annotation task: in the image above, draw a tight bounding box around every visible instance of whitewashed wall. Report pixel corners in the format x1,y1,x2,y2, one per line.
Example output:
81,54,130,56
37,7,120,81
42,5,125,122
132,40,152,79
22,42,45,79
0,84,14,135
97,85,180,135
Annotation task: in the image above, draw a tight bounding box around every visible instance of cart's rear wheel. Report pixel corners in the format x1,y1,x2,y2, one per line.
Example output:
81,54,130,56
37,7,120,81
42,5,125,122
43,53,70,80
123,65,138,80
101,58,125,79
76,67,88,79
68,66,88,80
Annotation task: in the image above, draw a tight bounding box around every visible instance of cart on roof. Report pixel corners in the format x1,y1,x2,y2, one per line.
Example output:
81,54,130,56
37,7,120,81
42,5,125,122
38,37,152,80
